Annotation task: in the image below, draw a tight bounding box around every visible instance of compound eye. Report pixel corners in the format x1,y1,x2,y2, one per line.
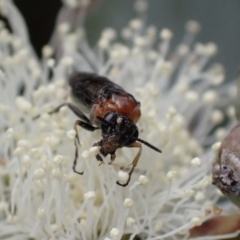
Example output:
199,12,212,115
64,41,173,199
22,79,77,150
104,112,118,123
100,112,118,134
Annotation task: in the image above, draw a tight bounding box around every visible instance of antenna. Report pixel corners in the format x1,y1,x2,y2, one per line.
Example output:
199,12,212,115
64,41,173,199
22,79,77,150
137,138,162,153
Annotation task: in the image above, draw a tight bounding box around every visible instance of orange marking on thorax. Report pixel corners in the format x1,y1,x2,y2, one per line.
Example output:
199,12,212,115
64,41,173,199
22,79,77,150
91,93,141,125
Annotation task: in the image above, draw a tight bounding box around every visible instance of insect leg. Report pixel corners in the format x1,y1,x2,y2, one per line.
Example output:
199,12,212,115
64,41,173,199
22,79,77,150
116,142,142,187
33,102,92,124
73,120,98,175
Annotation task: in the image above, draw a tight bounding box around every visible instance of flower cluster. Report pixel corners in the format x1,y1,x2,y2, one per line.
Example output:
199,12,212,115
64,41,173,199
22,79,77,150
0,0,238,239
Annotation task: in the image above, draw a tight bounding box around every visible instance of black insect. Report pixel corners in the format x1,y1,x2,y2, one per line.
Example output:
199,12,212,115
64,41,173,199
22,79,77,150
35,72,162,186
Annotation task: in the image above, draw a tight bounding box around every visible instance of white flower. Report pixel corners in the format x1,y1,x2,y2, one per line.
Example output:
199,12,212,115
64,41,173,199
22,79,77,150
0,0,237,239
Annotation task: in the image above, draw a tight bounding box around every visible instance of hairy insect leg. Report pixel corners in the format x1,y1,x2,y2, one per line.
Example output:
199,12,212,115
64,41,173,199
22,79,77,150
73,120,99,175
33,102,92,124
116,142,142,187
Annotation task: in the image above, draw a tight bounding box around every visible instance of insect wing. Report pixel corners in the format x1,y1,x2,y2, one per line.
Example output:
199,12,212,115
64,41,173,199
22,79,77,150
69,72,124,108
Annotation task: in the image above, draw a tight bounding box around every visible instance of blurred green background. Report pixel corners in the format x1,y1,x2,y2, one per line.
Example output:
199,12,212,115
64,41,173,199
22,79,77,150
14,0,240,80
